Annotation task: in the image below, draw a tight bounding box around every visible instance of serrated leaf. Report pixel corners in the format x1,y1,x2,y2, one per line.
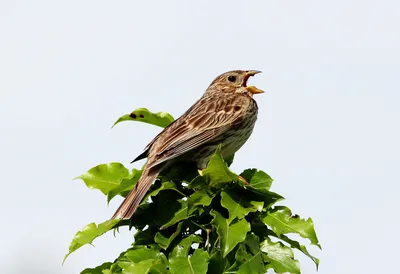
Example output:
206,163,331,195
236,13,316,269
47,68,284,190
159,199,193,230
124,245,161,262
210,210,250,258
118,246,168,274
80,262,113,274
240,169,273,194
169,236,208,274
220,191,256,223
155,222,183,250
119,259,167,274
201,146,238,187
169,249,209,274
262,191,285,209
260,238,300,274
248,220,319,269
149,260,170,274
188,188,214,208
107,168,143,203
76,163,132,195
120,259,154,274
147,181,184,198
170,235,203,258
112,108,174,128
251,200,264,212
235,234,265,274
276,233,320,270
262,206,320,248
64,219,120,262
109,261,123,274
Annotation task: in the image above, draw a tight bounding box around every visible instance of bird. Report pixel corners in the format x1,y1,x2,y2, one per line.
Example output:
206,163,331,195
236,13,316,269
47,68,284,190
111,70,264,220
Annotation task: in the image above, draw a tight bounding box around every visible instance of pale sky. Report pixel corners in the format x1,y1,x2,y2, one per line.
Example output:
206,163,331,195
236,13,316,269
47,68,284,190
1,1,399,273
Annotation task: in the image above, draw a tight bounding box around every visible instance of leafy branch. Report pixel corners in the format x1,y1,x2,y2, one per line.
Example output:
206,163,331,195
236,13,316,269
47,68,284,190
65,108,321,274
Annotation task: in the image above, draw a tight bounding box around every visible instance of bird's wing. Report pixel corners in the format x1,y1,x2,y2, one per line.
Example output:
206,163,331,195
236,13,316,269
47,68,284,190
131,118,180,163
147,94,250,168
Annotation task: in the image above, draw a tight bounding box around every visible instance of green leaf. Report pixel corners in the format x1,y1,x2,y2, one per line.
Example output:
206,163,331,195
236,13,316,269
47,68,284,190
235,234,265,274
261,191,285,209
276,233,320,270
188,188,214,208
251,200,264,212
262,206,321,248
80,262,112,274
207,251,228,274
64,219,120,262
260,238,300,274
133,228,156,246
240,169,273,194
112,108,175,128
169,235,202,258
220,191,258,223
107,168,143,203
149,259,170,274
169,236,208,274
169,249,209,274
124,245,161,262
147,181,184,198
118,246,169,274
76,163,132,195
210,210,250,258
159,199,193,230
188,176,208,190
119,259,168,274
155,222,183,250
201,146,238,187
119,259,154,274
109,261,123,274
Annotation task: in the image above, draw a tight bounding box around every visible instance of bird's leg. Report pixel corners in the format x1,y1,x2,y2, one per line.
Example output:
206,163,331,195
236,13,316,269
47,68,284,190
238,175,249,185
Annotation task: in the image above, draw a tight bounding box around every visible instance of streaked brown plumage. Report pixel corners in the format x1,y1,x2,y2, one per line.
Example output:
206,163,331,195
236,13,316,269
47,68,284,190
111,70,264,220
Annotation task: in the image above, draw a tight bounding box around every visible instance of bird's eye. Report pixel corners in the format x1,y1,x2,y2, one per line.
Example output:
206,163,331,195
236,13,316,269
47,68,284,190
228,75,237,82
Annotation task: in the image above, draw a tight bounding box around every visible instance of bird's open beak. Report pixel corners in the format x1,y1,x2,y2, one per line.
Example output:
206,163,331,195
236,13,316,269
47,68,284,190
244,70,264,95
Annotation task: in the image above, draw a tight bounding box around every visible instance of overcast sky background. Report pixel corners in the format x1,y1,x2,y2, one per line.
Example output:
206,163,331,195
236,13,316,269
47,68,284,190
1,1,399,273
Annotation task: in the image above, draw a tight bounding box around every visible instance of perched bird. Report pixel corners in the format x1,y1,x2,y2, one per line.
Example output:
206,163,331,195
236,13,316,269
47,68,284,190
111,70,264,220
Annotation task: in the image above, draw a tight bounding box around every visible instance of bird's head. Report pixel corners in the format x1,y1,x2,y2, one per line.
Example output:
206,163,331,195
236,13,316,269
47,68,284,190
206,70,264,96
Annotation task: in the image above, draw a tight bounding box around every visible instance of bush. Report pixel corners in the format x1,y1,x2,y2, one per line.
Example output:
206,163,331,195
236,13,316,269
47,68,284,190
64,108,321,274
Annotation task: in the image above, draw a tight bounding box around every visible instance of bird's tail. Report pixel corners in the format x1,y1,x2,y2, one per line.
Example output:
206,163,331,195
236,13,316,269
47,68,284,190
110,170,158,220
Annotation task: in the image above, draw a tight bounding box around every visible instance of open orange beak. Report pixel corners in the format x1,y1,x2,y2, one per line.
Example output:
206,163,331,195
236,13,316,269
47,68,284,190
244,70,264,95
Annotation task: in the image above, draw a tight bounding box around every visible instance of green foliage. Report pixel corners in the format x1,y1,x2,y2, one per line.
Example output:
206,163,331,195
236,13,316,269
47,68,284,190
260,238,300,273
63,219,120,263
67,109,321,273
75,163,142,204
262,207,320,249
112,107,174,128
